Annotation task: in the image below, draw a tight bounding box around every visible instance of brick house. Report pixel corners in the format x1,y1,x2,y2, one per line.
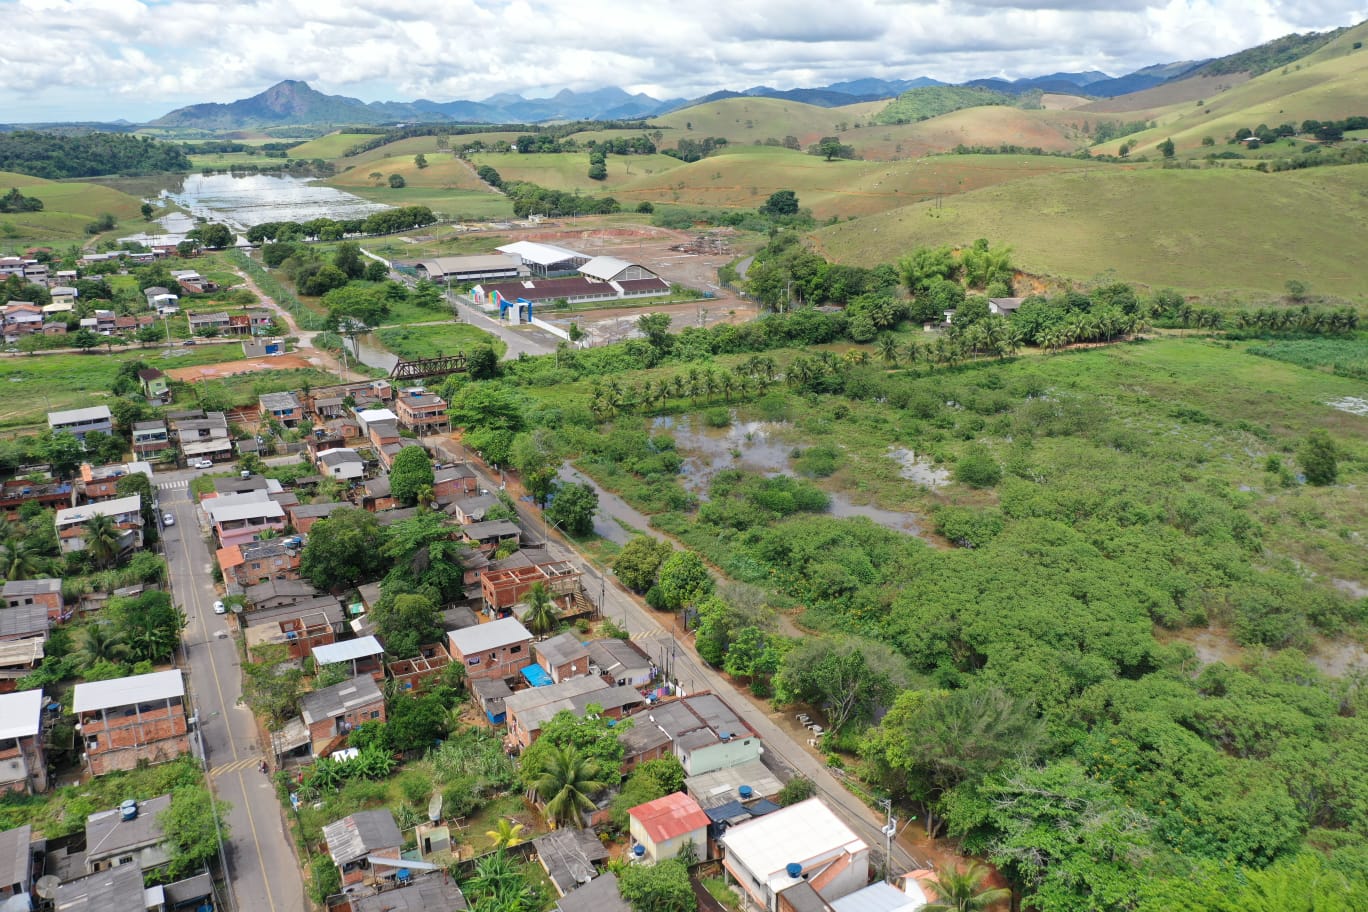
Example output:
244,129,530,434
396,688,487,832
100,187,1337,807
394,390,449,434
504,676,643,749
386,642,451,694
216,538,303,589
311,636,385,684
534,632,590,684
1,478,73,521
131,419,171,459
3,578,63,621
72,670,190,775
480,560,580,613
433,463,479,501
55,495,144,556
300,675,385,757
259,392,304,428
287,501,348,533
323,809,403,889
448,617,532,682
0,689,48,794
84,793,174,875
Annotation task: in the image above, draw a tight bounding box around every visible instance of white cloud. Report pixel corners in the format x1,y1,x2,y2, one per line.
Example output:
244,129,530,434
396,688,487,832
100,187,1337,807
0,0,1362,121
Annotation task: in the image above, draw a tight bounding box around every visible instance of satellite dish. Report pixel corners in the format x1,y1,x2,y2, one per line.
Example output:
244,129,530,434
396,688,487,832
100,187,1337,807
35,875,60,899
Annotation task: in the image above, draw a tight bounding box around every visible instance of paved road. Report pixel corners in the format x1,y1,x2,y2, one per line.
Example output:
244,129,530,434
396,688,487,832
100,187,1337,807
159,470,306,912
466,456,927,873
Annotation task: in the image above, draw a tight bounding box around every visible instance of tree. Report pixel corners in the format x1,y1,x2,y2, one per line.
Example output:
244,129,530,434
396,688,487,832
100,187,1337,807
0,538,43,580
370,592,441,659
140,202,154,220
364,260,389,282
158,785,231,879
332,241,365,279
466,344,500,380
921,862,1010,912
309,854,341,906
545,482,598,537
109,590,184,664
654,550,712,610
195,223,232,249
637,312,672,350
760,190,799,218
529,744,607,827
77,622,126,667
618,858,694,912
524,582,559,635
1158,137,1176,159
486,818,527,850
41,431,84,479
614,536,672,593
384,690,450,751
414,153,428,169
1298,431,1338,485
71,328,100,351
774,636,906,732
777,777,815,806
953,446,1001,488
390,445,435,506
300,508,388,590
388,173,406,189
82,512,122,569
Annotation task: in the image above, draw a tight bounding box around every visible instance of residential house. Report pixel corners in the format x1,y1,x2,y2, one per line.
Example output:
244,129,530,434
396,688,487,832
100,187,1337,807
447,493,499,524
0,823,34,899
22,263,47,282
259,391,304,428
47,406,113,441
211,474,281,497
480,560,579,614
311,636,385,683
137,369,170,404
632,693,761,776
83,793,174,874
3,578,63,621
300,675,385,756
0,477,73,521
2,302,42,343
685,759,785,813
90,310,117,334
42,320,68,336
204,495,286,547
618,720,672,774
48,285,78,306
340,873,469,912
245,307,273,332
587,638,653,688
988,297,1024,316
433,464,479,504
0,604,49,643
244,578,319,612
824,879,936,912
243,599,346,657
555,873,631,912
720,799,871,912
187,312,232,336
355,407,399,437
460,520,523,555
172,270,218,294
534,632,590,684
316,448,364,481
170,411,232,463
287,501,347,534
360,477,394,511
77,461,150,503
0,690,48,793
472,678,512,725
447,617,532,682
394,389,449,434
55,495,144,555
113,314,155,336
533,828,609,896
627,792,709,864
42,300,73,319
53,861,146,912
216,538,302,588
72,670,190,775
387,642,451,694
0,639,45,694
504,676,642,749
131,419,170,458
323,809,403,889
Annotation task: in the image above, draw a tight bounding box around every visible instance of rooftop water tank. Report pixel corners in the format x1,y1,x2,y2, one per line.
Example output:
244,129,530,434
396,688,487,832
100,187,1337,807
738,785,753,800
786,863,803,879
120,799,138,821
633,845,646,858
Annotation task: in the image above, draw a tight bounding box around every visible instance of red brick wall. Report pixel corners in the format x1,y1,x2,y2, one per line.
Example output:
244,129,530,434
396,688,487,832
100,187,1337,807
87,734,191,775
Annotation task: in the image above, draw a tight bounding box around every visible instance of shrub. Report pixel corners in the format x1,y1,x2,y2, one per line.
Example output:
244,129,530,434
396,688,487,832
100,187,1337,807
954,446,1002,488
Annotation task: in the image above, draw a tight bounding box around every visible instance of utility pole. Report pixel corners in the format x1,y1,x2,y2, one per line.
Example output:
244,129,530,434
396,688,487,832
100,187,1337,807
880,799,897,884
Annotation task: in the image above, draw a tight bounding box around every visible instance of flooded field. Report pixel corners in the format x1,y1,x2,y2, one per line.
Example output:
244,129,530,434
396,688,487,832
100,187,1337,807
160,173,387,229
655,414,935,539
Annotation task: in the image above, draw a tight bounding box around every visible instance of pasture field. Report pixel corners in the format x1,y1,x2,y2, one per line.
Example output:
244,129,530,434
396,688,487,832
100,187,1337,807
0,343,247,431
337,133,528,167
288,132,372,159
1246,337,1368,376
650,96,887,148
336,184,515,220
839,106,1090,159
812,162,1368,301
374,322,506,361
0,178,146,244
328,152,489,192
466,150,686,192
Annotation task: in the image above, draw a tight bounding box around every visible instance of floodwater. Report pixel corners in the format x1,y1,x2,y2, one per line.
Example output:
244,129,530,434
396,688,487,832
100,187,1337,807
887,447,951,489
654,414,933,539
346,334,398,373
159,172,387,230
1166,625,1368,678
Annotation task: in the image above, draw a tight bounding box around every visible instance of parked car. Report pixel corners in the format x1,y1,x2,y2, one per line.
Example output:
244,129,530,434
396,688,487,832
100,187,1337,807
163,513,175,526
213,600,226,615
181,340,197,346
191,458,214,469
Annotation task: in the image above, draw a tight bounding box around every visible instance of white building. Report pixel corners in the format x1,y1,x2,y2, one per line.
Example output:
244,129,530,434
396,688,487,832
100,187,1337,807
47,406,113,441
720,799,871,912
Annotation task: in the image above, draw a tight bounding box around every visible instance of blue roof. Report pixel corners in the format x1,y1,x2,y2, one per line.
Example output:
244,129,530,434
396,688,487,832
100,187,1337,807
521,663,553,687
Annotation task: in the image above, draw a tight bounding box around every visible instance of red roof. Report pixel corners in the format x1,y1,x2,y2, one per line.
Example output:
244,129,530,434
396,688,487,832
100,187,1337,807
630,791,709,844
216,545,245,571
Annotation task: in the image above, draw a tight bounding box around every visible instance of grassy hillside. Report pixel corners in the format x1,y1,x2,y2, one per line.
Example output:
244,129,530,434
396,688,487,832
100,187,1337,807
840,106,1089,159
0,178,145,243
339,133,528,167
872,86,1016,124
651,97,885,148
329,152,489,192
289,132,372,159
467,150,686,192
811,163,1368,300
1090,22,1368,155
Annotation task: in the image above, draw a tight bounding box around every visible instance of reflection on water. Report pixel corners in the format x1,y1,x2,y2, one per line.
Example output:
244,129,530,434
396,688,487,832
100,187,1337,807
160,173,387,229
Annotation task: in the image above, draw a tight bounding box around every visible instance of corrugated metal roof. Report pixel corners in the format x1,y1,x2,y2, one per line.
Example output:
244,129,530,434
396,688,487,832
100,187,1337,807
719,798,867,883
629,791,709,844
0,689,42,740
323,809,402,865
496,241,587,267
312,636,384,665
449,617,532,655
73,669,183,713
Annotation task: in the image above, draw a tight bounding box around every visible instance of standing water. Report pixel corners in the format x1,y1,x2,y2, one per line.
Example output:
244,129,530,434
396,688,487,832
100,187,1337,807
161,173,387,231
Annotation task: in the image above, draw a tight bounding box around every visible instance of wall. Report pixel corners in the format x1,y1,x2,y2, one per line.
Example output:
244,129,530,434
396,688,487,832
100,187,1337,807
684,737,763,776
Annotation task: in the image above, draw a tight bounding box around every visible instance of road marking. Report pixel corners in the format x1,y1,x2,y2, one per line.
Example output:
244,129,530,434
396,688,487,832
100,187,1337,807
211,757,261,777
234,768,283,912
158,479,189,490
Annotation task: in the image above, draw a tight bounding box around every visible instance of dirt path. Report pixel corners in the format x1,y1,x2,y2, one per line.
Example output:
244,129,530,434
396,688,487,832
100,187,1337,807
228,265,349,377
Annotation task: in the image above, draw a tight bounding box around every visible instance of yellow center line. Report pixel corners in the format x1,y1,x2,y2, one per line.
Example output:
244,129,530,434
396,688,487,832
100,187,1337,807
173,499,238,762
233,770,282,912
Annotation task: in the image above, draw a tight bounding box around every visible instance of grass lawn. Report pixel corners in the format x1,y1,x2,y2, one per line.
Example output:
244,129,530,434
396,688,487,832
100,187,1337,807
0,343,247,431
375,322,505,360
338,185,515,221
187,368,343,411
0,177,145,245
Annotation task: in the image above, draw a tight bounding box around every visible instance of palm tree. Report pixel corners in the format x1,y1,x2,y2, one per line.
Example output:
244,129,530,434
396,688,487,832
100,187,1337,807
920,862,1010,912
78,623,127,667
877,335,900,367
531,745,607,827
903,340,922,369
486,818,527,850
524,582,558,636
1,539,42,580
82,513,122,569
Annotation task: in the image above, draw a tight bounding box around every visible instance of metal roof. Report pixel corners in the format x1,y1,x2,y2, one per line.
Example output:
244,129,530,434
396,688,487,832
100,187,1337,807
210,500,285,523
719,798,867,885
351,874,469,912
461,519,522,540
54,862,145,912
534,828,608,894
578,256,634,281
0,823,31,891
54,495,142,527
685,759,785,810
629,791,709,844
416,254,519,275
73,669,184,713
556,873,631,912
312,636,384,665
496,241,587,267
2,578,60,598
830,882,924,912
317,448,362,466
85,794,172,861
0,690,42,740
535,633,588,669
47,405,111,425
323,809,402,866
0,638,44,670
0,604,48,640
300,674,383,724
448,617,532,655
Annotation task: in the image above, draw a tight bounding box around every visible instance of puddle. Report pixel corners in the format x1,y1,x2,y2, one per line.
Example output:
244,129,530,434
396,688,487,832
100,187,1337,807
1311,639,1368,677
1332,578,1368,600
1327,397,1368,416
1169,628,1245,668
887,447,951,489
656,414,932,539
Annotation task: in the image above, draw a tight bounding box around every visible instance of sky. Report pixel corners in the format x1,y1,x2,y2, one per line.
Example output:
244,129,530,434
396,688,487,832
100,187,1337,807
1,0,1365,122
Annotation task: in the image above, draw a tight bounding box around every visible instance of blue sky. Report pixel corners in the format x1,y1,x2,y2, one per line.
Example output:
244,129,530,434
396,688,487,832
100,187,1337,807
0,0,1364,122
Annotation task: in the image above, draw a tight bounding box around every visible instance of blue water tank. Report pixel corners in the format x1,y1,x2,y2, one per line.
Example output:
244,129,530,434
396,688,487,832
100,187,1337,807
739,785,753,800
633,845,646,857
786,863,803,879
120,799,138,821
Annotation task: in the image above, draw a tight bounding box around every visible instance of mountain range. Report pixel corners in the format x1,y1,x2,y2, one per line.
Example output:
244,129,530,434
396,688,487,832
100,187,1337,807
148,58,1215,130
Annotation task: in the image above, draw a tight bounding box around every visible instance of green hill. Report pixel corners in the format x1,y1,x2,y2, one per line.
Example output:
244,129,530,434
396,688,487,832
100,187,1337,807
651,97,886,148
811,163,1368,301
871,86,1018,125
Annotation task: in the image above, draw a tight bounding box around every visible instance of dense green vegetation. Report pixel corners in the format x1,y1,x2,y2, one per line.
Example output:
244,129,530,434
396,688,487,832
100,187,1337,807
874,87,1017,125
1194,26,1346,77
0,131,191,178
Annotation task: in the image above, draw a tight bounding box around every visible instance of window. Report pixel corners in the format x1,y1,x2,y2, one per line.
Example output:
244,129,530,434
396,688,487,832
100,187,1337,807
370,711,380,719
509,645,522,654
118,855,134,866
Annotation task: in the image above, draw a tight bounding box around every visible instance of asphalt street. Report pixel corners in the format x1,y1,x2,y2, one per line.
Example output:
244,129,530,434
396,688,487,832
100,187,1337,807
159,469,306,912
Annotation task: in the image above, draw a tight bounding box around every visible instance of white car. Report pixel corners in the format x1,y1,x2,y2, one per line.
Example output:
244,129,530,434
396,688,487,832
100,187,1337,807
163,513,175,526
213,600,226,615
192,459,214,469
